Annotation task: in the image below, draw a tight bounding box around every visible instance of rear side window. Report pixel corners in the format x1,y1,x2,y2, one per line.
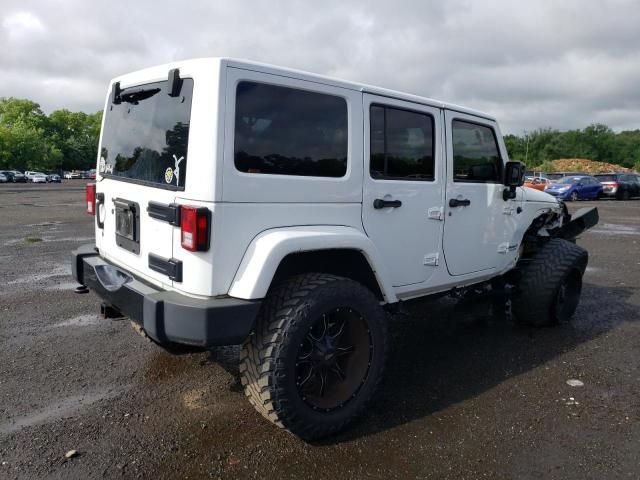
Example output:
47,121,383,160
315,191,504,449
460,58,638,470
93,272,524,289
452,120,502,182
596,174,616,182
234,82,348,177
370,105,435,181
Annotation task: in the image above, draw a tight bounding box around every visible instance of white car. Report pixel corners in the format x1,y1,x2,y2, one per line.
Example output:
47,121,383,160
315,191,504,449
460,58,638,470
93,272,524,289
0,173,7,183
72,58,598,440
25,171,47,182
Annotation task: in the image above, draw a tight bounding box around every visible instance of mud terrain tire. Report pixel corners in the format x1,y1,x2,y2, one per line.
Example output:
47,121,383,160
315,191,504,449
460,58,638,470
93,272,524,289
513,238,588,327
240,273,387,440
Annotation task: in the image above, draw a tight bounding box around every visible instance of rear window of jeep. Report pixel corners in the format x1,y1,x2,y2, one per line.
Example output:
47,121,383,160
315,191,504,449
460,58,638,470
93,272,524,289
100,79,193,190
234,82,348,177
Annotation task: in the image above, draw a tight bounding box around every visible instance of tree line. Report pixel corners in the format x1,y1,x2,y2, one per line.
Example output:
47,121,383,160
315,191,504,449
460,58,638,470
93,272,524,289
2,96,640,173
504,124,640,172
0,97,102,172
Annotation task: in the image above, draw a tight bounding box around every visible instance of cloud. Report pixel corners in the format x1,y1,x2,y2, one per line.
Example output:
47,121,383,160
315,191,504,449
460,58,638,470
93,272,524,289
1,0,639,134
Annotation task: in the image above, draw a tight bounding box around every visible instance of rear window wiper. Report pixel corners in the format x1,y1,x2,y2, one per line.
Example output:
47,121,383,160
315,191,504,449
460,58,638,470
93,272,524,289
119,87,161,104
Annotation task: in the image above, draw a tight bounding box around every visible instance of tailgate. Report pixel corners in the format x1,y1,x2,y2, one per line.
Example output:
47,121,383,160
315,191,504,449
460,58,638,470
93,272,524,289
94,73,194,288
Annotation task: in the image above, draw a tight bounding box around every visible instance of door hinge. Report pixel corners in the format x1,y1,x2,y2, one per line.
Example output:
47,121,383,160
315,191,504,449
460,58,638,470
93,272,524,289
427,206,444,221
423,252,440,266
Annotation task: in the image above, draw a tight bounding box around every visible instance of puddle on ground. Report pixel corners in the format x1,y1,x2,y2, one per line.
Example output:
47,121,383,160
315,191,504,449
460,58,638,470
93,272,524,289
24,221,64,227
0,388,125,436
46,236,93,243
52,314,101,328
45,281,81,291
590,223,640,236
7,264,71,285
3,235,92,247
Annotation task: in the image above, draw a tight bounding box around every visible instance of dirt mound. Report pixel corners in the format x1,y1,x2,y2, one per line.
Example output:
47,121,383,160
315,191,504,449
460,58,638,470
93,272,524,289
539,158,632,174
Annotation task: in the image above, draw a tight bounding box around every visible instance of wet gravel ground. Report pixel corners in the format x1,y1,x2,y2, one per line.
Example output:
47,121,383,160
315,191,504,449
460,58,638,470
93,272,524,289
0,183,639,479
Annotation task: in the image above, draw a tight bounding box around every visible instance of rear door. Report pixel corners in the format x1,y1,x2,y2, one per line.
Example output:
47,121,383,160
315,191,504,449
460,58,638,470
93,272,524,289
361,94,445,287
95,76,195,288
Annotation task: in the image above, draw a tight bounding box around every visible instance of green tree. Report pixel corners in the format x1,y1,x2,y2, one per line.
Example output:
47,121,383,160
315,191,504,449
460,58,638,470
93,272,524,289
48,109,102,170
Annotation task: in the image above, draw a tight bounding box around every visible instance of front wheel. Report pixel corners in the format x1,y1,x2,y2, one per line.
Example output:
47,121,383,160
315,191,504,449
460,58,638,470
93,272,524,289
240,273,387,440
512,238,588,327
570,191,579,202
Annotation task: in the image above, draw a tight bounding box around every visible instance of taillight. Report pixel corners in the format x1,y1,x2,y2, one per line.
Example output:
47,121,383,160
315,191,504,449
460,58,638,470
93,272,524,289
180,206,210,252
86,183,96,215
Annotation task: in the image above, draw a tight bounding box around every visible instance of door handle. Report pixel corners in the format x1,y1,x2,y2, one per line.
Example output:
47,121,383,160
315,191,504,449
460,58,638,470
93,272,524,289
373,198,402,209
449,198,471,207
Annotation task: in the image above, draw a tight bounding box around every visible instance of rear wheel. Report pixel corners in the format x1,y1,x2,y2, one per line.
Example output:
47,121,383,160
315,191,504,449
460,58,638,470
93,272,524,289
620,190,630,200
240,273,387,440
513,238,588,327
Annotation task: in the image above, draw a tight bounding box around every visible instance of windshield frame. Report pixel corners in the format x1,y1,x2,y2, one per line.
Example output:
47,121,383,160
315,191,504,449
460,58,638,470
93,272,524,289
99,78,193,192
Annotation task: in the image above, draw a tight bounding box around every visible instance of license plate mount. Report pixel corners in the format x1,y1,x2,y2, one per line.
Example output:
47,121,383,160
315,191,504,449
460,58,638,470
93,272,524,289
114,198,140,254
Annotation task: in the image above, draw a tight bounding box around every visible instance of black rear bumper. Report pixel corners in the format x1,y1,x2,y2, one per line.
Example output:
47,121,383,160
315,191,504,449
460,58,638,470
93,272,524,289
71,244,261,347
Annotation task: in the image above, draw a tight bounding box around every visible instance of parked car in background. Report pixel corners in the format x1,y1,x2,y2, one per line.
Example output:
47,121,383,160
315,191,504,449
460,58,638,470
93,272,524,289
88,169,97,180
594,173,640,200
546,172,582,182
0,170,27,182
31,173,47,183
524,176,553,191
0,173,7,183
25,171,48,182
544,175,603,201
47,174,62,183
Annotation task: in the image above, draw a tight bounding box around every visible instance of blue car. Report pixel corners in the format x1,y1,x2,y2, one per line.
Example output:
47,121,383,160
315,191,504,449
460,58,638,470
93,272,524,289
544,175,603,201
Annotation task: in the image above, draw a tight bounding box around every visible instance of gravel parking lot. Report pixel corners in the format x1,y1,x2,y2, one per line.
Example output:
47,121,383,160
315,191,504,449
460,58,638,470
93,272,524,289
1,183,638,479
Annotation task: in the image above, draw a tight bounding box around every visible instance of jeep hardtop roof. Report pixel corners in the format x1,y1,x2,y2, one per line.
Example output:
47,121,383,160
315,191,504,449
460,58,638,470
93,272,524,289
110,57,495,122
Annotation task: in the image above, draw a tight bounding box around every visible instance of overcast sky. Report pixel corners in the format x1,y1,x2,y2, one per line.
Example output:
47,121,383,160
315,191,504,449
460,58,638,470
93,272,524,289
1,0,639,134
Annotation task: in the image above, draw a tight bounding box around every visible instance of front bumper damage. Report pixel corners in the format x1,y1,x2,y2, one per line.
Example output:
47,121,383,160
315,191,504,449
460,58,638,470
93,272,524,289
556,207,599,240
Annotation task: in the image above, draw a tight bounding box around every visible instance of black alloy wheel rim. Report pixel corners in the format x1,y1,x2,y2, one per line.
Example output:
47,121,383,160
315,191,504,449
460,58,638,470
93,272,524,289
295,308,373,412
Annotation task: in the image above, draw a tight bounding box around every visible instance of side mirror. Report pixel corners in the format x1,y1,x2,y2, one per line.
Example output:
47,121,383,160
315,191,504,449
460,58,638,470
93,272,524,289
503,161,525,200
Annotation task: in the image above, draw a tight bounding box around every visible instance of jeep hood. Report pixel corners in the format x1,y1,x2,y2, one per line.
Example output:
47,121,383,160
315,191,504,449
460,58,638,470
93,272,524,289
523,187,558,203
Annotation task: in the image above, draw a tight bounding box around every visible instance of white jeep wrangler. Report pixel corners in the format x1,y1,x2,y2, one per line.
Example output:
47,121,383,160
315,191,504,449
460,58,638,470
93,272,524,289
72,58,598,439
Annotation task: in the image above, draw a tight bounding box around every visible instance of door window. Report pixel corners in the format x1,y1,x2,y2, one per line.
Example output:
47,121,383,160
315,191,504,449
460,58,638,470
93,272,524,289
451,120,502,182
370,105,434,181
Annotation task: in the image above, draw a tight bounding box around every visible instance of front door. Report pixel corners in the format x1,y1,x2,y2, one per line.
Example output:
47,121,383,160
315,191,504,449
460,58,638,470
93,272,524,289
442,111,512,276
361,94,444,287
